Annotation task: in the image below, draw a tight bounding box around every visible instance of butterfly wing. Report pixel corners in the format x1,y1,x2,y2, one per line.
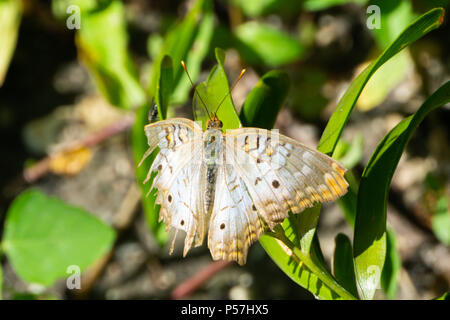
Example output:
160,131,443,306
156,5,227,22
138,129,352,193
224,128,348,229
141,118,207,255
207,161,263,265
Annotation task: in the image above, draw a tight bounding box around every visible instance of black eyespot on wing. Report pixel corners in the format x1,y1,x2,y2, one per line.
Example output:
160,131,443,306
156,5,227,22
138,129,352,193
272,180,280,188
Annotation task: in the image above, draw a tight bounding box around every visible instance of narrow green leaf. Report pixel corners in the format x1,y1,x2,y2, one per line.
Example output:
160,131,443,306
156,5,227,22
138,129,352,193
260,229,357,300
2,189,116,286
155,56,174,119
76,0,146,109
434,292,450,300
234,22,305,67
240,70,290,129
0,0,22,86
193,48,240,130
317,8,445,155
149,0,212,103
354,81,450,300
333,233,359,298
380,228,401,299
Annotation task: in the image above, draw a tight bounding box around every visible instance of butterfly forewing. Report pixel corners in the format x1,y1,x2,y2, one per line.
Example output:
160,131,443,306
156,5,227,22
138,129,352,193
142,118,208,255
224,128,348,230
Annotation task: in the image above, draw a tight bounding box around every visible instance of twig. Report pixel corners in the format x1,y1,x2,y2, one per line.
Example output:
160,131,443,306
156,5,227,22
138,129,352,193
23,114,135,183
171,260,233,299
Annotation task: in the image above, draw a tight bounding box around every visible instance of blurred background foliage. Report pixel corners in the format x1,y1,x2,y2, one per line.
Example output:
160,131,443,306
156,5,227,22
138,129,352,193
0,0,449,300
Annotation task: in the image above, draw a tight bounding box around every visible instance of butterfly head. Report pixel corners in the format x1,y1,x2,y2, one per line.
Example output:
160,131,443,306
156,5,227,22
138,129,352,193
206,114,223,129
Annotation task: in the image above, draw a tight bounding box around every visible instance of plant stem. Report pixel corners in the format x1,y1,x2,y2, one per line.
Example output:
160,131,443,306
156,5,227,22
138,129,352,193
271,228,357,300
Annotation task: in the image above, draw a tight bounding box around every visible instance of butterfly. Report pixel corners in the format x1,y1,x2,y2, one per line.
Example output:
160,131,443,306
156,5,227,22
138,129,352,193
139,62,348,265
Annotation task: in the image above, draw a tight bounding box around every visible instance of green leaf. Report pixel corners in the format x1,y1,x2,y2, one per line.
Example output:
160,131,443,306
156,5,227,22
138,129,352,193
149,0,213,104
332,134,363,170
369,0,416,48
380,228,401,299
303,0,368,11
317,8,445,155
431,196,450,245
0,0,22,86
234,22,305,67
260,228,357,300
434,292,450,300
333,233,359,298
193,48,241,130
239,70,290,129
2,189,116,287
353,80,450,300
76,0,146,109
232,0,303,17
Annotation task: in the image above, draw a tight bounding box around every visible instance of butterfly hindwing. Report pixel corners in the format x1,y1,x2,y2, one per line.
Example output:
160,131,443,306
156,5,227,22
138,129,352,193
208,162,263,265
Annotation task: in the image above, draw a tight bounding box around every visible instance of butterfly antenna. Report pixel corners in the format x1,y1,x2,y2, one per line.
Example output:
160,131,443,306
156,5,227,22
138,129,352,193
214,68,246,115
181,61,211,119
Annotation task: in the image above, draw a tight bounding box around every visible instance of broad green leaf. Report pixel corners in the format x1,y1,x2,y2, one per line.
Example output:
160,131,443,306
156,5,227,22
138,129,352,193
239,70,289,130
380,228,401,299
0,0,22,86
2,189,116,286
76,0,146,109
234,22,305,67
354,80,450,300
317,8,445,155
193,48,240,130
431,196,450,245
333,233,359,298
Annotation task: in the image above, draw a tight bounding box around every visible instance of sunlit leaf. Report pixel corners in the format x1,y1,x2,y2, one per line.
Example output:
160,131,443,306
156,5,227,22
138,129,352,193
234,22,305,67
76,0,146,109
2,189,116,286
318,8,445,155
0,0,22,86
354,80,450,299
193,48,240,130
